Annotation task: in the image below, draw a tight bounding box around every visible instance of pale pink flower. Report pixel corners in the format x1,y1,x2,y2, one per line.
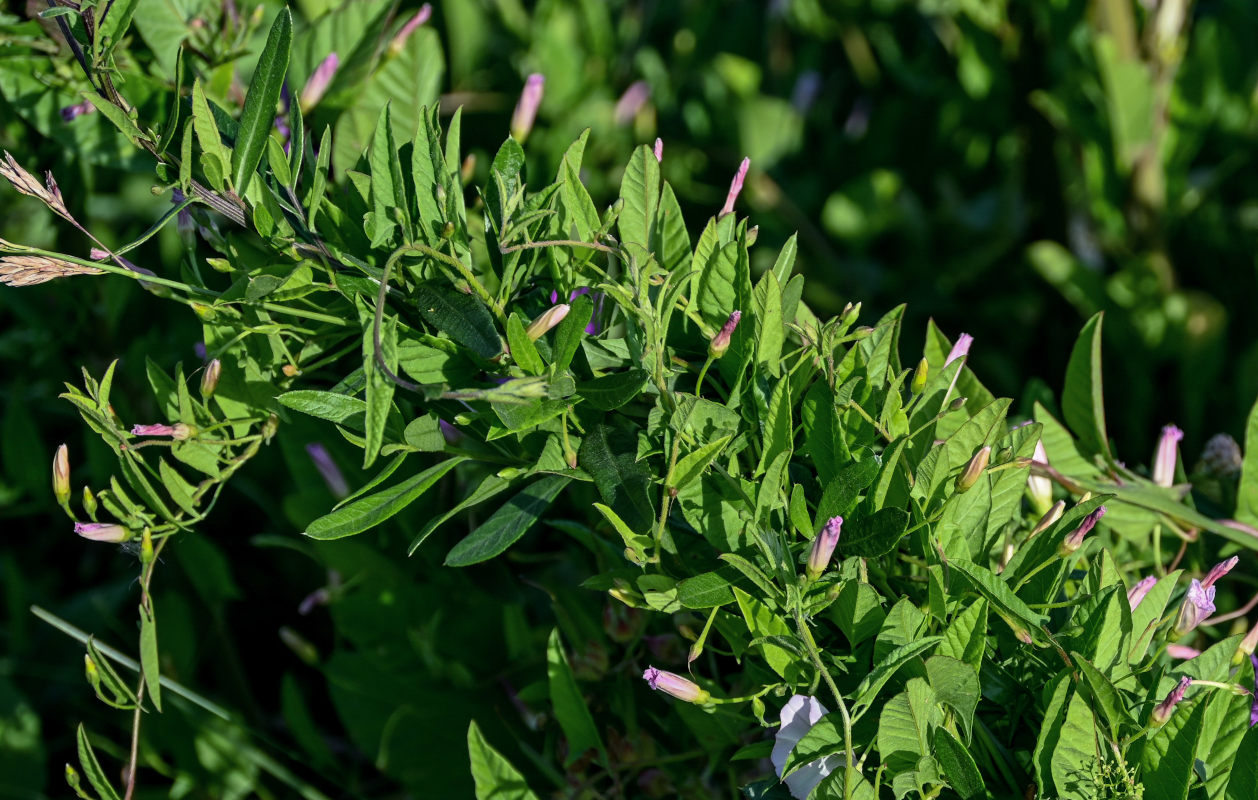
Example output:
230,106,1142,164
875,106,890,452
719,157,750,217
511,73,545,141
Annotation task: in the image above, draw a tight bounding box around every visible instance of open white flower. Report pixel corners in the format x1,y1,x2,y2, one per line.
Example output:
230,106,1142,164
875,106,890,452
771,695,838,799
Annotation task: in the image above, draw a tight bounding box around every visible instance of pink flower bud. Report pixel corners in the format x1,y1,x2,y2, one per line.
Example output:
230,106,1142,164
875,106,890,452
299,53,340,112
306,443,349,499
390,4,432,52
53,444,70,505
511,73,545,142
525,303,570,340
1201,555,1238,589
200,358,221,397
131,423,193,440
1029,500,1065,537
945,333,973,365
1151,676,1192,725
1239,622,1258,658
709,311,741,358
956,446,991,493
807,516,843,580
74,522,130,543
614,81,651,124
1174,579,1216,636
1166,644,1201,659
1153,424,1184,487
642,666,709,704
1027,439,1052,513
653,138,663,163
1058,506,1106,556
1127,575,1157,609
719,157,750,217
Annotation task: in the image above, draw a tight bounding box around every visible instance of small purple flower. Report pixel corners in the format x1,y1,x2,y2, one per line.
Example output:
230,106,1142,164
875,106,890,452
1250,654,1258,727
306,443,349,499
1127,575,1157,609
653,137,663,163
550,287,604,334
642,666,709,704
171,188,194,234
194,342,208,360
60,101,96,122
614,81,651,124
807,516,843,580
1201,555,1239,589
74,522,129,543
1151,676,1192,725
299,53,340,112
1153,424,1184,487
439,419,463,445
511,73,545,142
946,333,974,366
391,4,432,51
131,423,192,441
719,157,750,217
1058,506,1106,556
1174,579,1216,636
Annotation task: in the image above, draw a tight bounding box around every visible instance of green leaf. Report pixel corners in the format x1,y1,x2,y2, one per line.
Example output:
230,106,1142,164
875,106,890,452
158,458,197,515
277,390,367,427
1061,312,1112,462
1237,395,1258,527
363,315,397,468
830,581,885,646
1126,570,1181,665
937,598,987,673
1049,691,1100,800
1225,725,1258,800
445,475,571,566
948,558,1048,634
76,724,121,800
559,130,599,242
408,474,512,555
669,435,732,492
657,181,691,272
467,720,540,800
1034,672,1071,798
139,603,161,712
549,294,593,375
838,507,909,558
677,571,737,608
506,315,544,375
932,727,985,800
576,369,648,410
304,457,464,540
413,284,502,359
781,711,846,778
1073,653,1135,738
578,424,655,534
617,144,660,251
854,637,942,714
232,7,292,197
876,678,941,774
924,655,979,739
1140,692,1206,800
547,629,606,766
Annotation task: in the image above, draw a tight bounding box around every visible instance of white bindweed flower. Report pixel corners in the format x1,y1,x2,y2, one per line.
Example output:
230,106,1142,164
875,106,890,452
771,695,838,799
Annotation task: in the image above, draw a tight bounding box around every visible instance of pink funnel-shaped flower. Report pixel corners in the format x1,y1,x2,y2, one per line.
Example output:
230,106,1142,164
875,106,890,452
511,73,545,141
74,522,129,543
719,157,750,217
1127,575,1157,609
1151,676,1192,725
1152,424,1184,487
709,311,741,358
642,666,709,704
299,53,340,112
1174,579,1216,636
946,333,973,365
1202,556,1239,589
807,516,843,580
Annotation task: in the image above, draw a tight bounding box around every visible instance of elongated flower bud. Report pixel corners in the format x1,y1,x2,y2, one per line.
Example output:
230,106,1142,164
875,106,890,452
1151,676,1192,726
1153,424,1184,487
1029,500,1065,538
1201,555,1238,589
1058,506,1106,556
306,442,349,499
1235,622,1258,666
1027,440,1053,514
526,303,569,340
299,53,340,113
719,157,750,217
74,522,129,543
709,310,741,358
642,666,710,704
653,137,663,163
140,527,154,564
201,358,221,397
390,4,432,53
911,358,928,394
945,333,973,365
82,486,97,516
956,446,990,492
807,516,843,581
53,444,70,505
614,80,651,124
1173,579,1216,637
131,422,194,441
1167,644,1201,659
511,73,545,142
1127,575,1157,609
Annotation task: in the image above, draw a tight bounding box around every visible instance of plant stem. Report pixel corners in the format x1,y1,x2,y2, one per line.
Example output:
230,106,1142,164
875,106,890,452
792,606,855,800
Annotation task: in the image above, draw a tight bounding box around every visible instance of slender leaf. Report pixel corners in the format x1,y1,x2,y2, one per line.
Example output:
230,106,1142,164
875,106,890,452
232,8,293,196
445,475,571,566
304,457,465,540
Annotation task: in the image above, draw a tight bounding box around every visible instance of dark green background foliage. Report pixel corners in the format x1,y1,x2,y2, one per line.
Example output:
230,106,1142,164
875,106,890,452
2,1,1258,798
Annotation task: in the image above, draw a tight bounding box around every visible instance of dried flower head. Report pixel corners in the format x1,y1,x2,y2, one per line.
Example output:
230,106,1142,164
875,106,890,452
0,255,102,287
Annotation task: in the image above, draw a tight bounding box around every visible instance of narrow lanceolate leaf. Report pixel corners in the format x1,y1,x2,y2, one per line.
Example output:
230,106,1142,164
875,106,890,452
304,456,465,540
1235,394,1258,527
948,559,1048,631
547,629,606,766
76,724,121,800
668,435,732,492
445,475,571,566
933,727,985,799
1226,725,1258,800
467,721,540,800
408,475,512,555
549,294,593,374
1061,312,1112,462
277,390,367,426
363,315,398,468
232,7,292,196
139,603,161,711
617,144,660,252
